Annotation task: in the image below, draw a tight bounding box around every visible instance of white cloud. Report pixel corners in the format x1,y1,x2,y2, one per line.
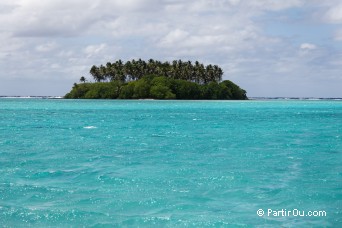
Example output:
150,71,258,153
334,29,342,41
0,2,18,14
0,32,23,59
324,3,342,24
246,0,303,11
36,42,57,52
0,0,341,97
160,29,189,46
300,43,317,50
84,43,107,57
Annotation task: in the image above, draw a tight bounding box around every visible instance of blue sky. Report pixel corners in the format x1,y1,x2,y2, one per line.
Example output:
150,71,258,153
0,0,341,97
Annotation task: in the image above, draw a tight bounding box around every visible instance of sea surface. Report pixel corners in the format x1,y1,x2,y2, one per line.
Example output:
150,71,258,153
0,99,341,227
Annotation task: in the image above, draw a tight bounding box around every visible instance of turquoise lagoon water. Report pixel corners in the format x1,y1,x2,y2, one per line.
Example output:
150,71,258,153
0,99,341,227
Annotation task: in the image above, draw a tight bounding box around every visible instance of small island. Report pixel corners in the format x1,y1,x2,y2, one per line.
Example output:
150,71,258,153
65,59,247,100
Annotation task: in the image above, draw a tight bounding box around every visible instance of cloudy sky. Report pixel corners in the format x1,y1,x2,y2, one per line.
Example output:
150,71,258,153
0,0,341,97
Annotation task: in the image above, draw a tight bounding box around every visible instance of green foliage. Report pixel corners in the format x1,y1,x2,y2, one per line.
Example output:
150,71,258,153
218,83,233,99
65,76,247,100
133,78,150,99
171,80,201,99
150,85,175,99
64,81,122,99
66,58,247,100
79,76,86,83
88,59,223,84
220,80,247,100
151,76,172,87
148,75,174,99
119,82,135,99
200,82,234,99
202,82,221,99
64,83,90,99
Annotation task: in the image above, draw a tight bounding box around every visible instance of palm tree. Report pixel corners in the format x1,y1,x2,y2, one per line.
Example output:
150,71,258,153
213,65,223,82
90,65,102,82
116,60,126,82
79,76,86,83
88,59,224,84
205,64,214,83
124,60,133,81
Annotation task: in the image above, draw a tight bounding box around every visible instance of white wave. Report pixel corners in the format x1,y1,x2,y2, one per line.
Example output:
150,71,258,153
0,96,64,99
83,126,97,129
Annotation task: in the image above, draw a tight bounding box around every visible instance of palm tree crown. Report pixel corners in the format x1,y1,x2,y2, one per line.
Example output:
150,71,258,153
88,59,224,84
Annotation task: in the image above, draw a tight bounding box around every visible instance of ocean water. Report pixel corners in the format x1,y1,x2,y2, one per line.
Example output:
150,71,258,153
0,99,341,227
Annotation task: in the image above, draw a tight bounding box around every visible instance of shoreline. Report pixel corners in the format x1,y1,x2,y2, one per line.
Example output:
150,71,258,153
0,96,342,101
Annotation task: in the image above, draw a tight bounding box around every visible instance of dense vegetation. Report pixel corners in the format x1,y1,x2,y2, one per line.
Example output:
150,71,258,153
88,59,223,84
65,59,247,100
